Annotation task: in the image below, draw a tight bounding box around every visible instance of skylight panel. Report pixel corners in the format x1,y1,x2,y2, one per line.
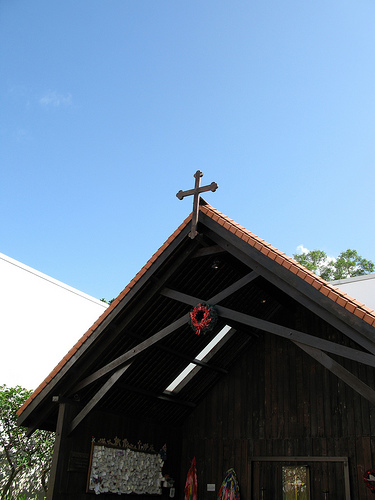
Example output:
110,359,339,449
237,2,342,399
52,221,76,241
165,325,233,393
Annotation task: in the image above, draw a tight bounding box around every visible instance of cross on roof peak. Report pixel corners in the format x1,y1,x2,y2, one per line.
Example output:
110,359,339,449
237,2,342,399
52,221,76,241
176,170,218,239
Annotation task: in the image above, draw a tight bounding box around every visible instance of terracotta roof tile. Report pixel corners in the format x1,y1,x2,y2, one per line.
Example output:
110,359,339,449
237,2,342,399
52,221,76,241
327,290,340,303
311,281,322,291
275,255,285,266
354,309,366,320
364,314,375,327
297,270,308,280
345,302,356,314
362,304,375,314
351,298,366,308
336,296,347,308
288,264,299,275
18,202,375,417
304,275,314,285
44,374,54,384
267,250,277,261
282,260,293,271
18,401,29,415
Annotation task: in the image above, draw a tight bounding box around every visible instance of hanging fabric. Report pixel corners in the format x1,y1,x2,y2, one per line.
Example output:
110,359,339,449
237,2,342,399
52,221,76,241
184,457,198,500
217,468,240,500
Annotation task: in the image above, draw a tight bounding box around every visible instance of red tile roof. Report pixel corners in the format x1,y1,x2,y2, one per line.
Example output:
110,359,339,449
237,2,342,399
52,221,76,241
17,203,375,416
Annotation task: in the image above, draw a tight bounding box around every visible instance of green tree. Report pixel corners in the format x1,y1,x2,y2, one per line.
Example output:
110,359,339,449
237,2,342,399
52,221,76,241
293,248,375,281
100,298,115,305
0,385,55,499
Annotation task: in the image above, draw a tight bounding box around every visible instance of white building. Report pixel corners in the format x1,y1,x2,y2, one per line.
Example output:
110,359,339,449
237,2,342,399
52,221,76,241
0,253,108,390
331,274,375,311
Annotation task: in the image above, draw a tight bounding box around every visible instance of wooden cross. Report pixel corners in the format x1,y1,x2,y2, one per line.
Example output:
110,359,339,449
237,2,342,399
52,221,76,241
176,170,218,239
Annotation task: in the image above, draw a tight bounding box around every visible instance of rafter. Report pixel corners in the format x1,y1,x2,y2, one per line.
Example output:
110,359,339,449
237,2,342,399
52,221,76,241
216,305,375,368
192,245,226,258
73,315,189,393
161,287,375,369
295,342,375,404
74,272,257,393
125,329,228,374
69,364,131,434
160,271,258,306
161,287,375,402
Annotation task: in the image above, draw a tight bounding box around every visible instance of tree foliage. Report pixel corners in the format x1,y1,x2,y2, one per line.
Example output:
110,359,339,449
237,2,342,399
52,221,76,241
293,248,375,281
0,385,55,500
100,298,115,304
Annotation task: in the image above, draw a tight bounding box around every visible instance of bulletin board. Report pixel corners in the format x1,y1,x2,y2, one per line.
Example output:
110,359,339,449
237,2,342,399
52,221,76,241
87,438,164,495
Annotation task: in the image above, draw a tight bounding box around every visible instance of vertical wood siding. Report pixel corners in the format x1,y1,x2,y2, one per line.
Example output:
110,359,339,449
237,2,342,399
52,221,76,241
181,310,375,499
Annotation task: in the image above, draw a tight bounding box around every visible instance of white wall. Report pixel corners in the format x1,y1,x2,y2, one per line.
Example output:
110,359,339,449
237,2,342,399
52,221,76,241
331,274,375,311
0,253,108,390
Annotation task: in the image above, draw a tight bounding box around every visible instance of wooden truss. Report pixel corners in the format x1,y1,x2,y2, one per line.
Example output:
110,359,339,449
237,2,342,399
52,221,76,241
68,220,375,433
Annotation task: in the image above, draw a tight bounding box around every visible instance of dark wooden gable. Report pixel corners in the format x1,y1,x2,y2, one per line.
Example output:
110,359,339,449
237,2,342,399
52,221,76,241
17,200,375,499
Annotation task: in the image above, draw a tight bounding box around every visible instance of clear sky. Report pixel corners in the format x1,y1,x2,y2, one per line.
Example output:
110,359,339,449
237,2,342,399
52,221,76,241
1,0,375,302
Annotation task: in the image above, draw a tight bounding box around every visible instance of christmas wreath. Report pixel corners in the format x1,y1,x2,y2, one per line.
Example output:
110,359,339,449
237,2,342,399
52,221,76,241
189,302,217,335
363,468,375,493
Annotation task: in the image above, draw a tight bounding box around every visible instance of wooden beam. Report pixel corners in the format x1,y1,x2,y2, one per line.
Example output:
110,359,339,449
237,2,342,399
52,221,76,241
295,342,375,405
162,281,375,403
68,236,199,392
74,270,253,394
125,329,228,374
116,382,196,407
69,364,130,434
160,271,258,307
208,271,258,304
251,456,349,462
160,287,375,369
192,245,226,258
47,402,76,500
201,220,375,355
216,305,375,368
160,288,199,306
73,315,189,392
74,272,252,396
25,402,57,437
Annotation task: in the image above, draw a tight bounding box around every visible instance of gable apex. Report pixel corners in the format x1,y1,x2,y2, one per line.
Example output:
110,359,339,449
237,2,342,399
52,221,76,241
17,202,375,426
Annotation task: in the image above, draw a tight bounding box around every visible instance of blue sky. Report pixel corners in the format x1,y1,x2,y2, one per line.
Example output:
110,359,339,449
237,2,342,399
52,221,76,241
1,0,375,301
